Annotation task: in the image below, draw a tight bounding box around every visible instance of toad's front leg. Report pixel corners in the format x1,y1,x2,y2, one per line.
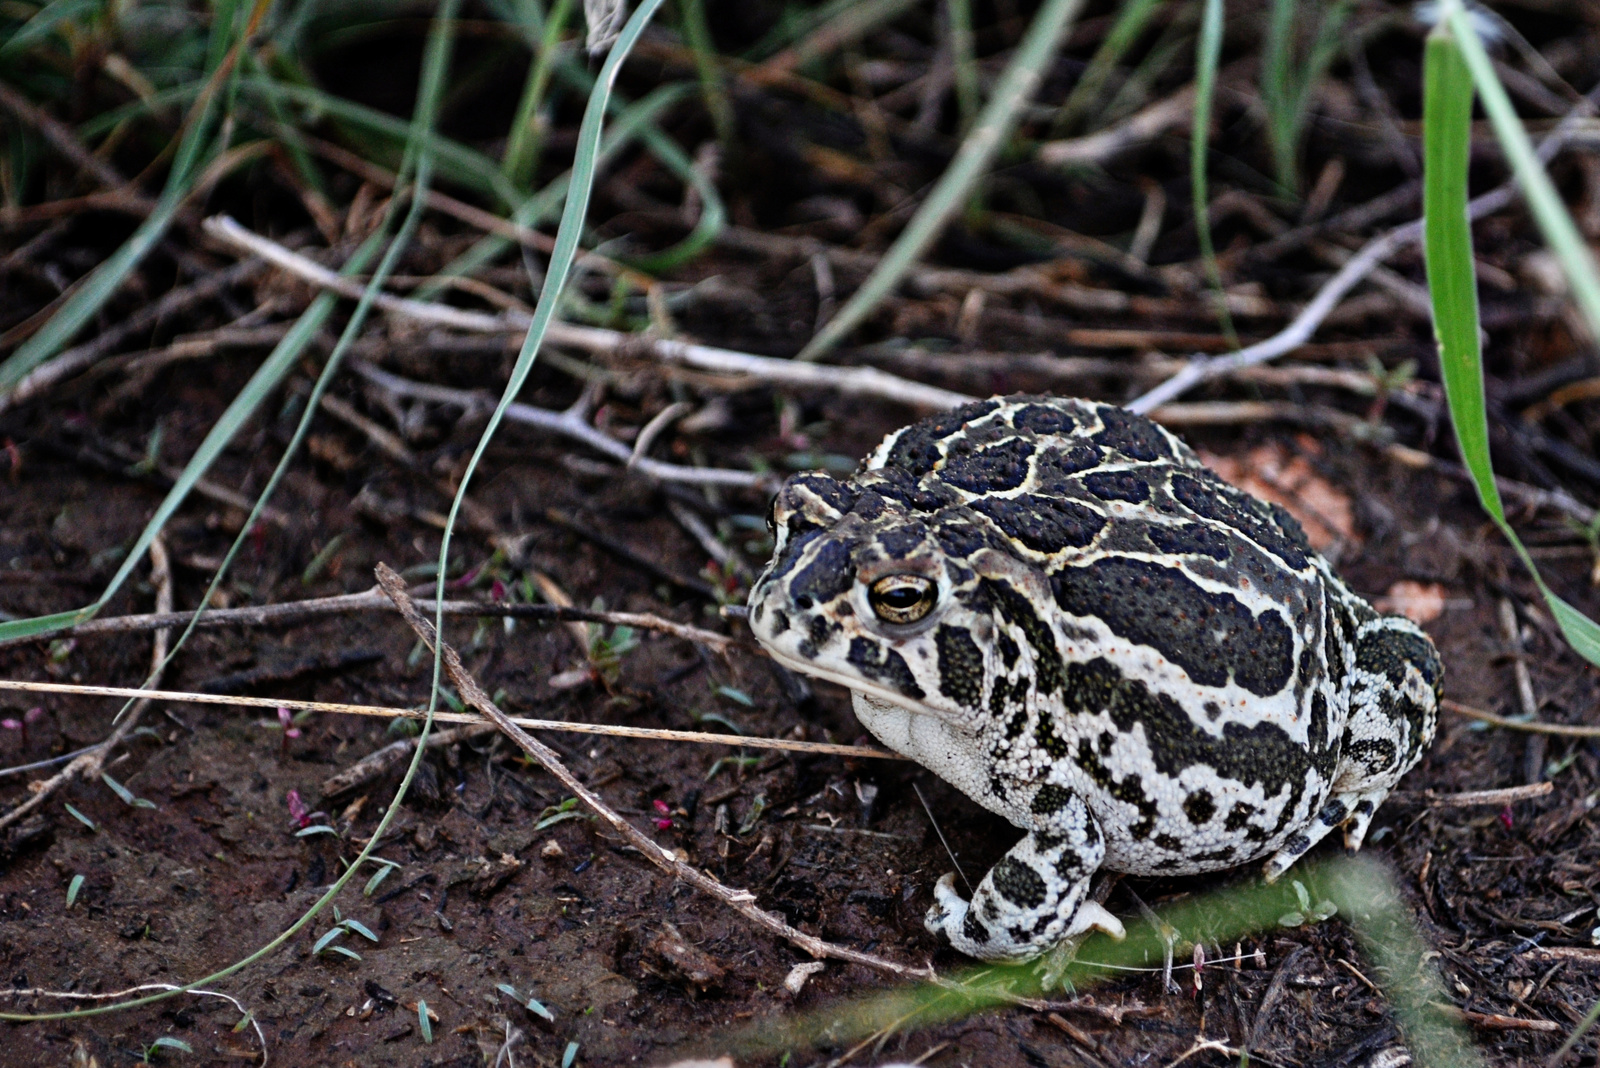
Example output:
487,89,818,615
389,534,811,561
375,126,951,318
925,786,1124,962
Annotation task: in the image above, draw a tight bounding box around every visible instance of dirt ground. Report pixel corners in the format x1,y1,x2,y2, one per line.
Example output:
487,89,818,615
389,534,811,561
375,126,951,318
1,333,1598,1067
5,3,1600,1066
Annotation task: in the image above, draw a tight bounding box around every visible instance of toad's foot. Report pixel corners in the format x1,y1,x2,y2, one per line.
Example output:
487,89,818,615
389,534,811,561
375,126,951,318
925,808,1122,962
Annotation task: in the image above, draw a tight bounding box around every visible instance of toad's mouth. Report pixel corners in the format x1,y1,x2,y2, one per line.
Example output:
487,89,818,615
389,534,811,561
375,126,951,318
756,640,939,719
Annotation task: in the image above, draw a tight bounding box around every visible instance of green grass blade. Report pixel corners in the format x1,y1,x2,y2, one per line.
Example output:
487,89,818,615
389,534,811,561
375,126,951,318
798,0,1088,360
1052,0,1165,135
0,0,248,392
1190,0,1237,344
0,187,188,393
241,78,521,207
1260,0,1295,192
414,81,695,298
1422,21,1600,668
0,0,468,1026
429,0,668,734
502,0,576,189
1445,7,1600,348
0,0,97,59
623,119,727,273
677,0,735,148
947,0,980,134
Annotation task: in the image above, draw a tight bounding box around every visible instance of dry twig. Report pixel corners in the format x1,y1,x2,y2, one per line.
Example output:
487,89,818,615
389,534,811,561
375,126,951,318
0,585,739,653
202,214,974,411
373,562,932,980
0,537,174,834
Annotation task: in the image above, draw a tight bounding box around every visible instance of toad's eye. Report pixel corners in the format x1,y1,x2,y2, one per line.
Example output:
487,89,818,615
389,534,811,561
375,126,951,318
868,574,938,625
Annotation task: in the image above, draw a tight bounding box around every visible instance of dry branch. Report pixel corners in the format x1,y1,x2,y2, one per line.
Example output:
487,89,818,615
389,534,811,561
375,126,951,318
373,562,933,981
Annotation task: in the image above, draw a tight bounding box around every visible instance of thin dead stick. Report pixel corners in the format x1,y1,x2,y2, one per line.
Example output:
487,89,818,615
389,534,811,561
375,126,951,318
0,982,269,1064
203,215,975,412
0,678,908,763
0,81,145,196
1036,84,1198,167
0,257,266,414
1128,122,1582,413
321,722,496,797
0,538,174,835
350,360,773,489
1389,781,1554,806
373,562,932,980
0,586,739,653
1443,698,1600,737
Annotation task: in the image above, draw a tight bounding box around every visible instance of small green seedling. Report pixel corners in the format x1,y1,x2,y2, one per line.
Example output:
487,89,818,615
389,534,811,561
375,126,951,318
1278,879,1338,928
496,982,555,1021
140,1036,191,1063
534,797,591,831
64,803,96,832
313,917,377,960
562,1040,580,1067
363,859,401,897
102,773,158,810
65,874,84,908
418,999,433,1043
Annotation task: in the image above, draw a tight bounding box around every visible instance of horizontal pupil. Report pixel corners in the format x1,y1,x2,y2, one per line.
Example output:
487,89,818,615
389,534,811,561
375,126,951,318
883,589,921,607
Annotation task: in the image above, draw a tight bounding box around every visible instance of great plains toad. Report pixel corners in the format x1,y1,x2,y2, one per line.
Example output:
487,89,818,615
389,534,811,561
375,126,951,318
747,395,1442,962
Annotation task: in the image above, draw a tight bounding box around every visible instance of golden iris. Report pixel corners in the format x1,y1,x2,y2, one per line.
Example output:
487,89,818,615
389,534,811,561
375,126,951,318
868,574,937,624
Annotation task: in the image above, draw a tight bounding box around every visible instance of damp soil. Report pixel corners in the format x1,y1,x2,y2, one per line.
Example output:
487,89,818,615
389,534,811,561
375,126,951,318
1,356,1598,1068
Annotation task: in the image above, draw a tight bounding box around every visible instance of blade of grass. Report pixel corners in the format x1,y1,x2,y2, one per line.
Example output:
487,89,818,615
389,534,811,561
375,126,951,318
947,0,980,134
241,78,522,207
798,0,1088,361
0,1,468,1025
1051,0,1165,135
1444,6,1600,345
1423,17,1600,668
0,0,273,393
424,0,668,857
732,856,1476,1066
1261,0,1351,195
677,0,735,148
0,0,98,60
1191,0,1237,345
415,80,696,298
502,0,576,190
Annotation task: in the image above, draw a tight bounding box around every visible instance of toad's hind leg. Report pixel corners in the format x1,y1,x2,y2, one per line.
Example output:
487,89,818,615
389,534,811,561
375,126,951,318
1263,614,1442,883
925,788,1124,962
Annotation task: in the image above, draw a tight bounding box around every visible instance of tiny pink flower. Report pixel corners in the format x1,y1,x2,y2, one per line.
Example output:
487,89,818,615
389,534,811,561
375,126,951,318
652,799,673,830
277,707,301,740
287,789,310,829
1499,805,1515,831
490,578,506,602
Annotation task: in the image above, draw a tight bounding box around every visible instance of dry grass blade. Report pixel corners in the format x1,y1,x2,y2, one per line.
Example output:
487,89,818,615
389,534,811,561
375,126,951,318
1442,699,1600,738
0,676,908,763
